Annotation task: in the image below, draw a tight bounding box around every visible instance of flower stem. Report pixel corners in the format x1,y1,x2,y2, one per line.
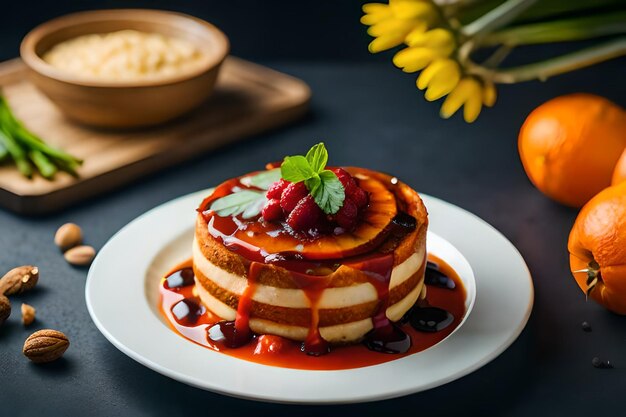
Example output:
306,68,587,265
481,12,626,46
462,0,539,37
454,0,625,26
470,37,626,83
482,44,514,67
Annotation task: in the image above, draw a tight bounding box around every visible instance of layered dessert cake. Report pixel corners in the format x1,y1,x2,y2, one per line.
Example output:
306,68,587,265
191,143,429,354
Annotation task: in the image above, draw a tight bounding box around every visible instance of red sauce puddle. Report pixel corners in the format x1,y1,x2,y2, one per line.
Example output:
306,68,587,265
159,254,466,371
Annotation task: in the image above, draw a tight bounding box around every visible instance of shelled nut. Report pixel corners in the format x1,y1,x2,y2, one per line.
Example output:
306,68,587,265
23,329,69,363
54,223,83,251
64,245,96,266
0,295,10,326
21,303,36,326
0,265,39,296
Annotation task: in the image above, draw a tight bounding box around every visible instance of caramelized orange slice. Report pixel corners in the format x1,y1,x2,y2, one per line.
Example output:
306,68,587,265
293,174,398,259
214,172,398,260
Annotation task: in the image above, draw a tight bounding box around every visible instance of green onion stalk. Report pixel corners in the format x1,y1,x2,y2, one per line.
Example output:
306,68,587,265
0,96,82,179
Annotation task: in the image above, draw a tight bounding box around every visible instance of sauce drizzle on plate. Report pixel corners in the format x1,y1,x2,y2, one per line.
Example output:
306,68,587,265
159,254,466,370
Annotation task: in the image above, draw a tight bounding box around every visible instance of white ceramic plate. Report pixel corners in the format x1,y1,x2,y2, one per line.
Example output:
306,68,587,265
86,190,533,404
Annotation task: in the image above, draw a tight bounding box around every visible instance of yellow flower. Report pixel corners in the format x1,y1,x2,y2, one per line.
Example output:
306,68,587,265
417,59,461,101
404,25,427,42
369,33,409,53
389,0,436,21
363,1,493,122
368,18,421,38
482,81,497,107
393,46,439,73
362,1,437,53
393,26,456,73
361,3,392,25
405,28,456,56
440,77,484,123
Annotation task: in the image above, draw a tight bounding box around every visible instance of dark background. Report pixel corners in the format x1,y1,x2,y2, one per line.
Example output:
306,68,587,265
1,1,625,416
1,0,379,62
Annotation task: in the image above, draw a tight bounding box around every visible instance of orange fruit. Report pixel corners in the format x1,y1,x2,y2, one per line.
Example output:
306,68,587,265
568,182,626,314
612,148,626,186
518,94,626,207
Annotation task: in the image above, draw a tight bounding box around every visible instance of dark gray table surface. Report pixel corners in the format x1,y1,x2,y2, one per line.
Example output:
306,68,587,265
0,59,624,417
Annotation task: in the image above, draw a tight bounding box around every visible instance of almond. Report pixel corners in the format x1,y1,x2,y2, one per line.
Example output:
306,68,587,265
21,303,36,326
54,223,83,251
0,265,39,296
0,295,10,326
23,329,69,363
64,245,96,266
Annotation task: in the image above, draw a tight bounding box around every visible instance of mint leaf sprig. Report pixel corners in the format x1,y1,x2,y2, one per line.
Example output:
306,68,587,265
208,143,345,219
209,169,279,219
281,143,345,215
210,190,266,219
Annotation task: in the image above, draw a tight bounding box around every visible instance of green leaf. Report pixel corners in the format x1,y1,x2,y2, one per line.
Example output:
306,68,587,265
0,140,8,161
305,176,321,196
245,168,281,190
306,142,328,173
210,190,266,218
311,170,345,214
279,143,343,214
241,197,267,219
281,155,315,183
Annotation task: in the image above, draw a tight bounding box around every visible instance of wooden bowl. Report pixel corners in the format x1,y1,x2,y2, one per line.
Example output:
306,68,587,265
20,9,229,128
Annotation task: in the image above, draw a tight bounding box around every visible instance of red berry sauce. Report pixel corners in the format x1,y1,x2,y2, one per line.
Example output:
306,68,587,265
159,254,465,370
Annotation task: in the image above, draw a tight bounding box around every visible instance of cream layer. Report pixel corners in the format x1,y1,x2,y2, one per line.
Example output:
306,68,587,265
192,238,425,310
195,275,426,343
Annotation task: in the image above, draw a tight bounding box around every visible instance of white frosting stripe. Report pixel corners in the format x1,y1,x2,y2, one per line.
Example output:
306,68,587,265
193,238,424,309
195,275,425,343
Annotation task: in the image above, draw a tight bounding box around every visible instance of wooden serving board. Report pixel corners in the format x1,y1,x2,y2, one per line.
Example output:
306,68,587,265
0,57,310,215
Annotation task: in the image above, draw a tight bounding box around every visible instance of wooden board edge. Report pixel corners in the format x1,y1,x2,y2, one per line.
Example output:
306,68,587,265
0,58,26,78
2,98,309,215
225,57,312,102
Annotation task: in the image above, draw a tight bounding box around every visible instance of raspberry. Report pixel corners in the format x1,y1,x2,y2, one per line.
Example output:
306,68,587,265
332,168,356,190
280,182,308,213
287,195,322,232
254,334,286,355
335,198,358,230
262,199,283,222
349,185,369,209
332,167,368,208
266,179,289,200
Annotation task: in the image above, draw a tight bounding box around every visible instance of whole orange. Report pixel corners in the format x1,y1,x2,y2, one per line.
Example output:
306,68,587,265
568,181,626,314
518,94,626,207
612,148,626,186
